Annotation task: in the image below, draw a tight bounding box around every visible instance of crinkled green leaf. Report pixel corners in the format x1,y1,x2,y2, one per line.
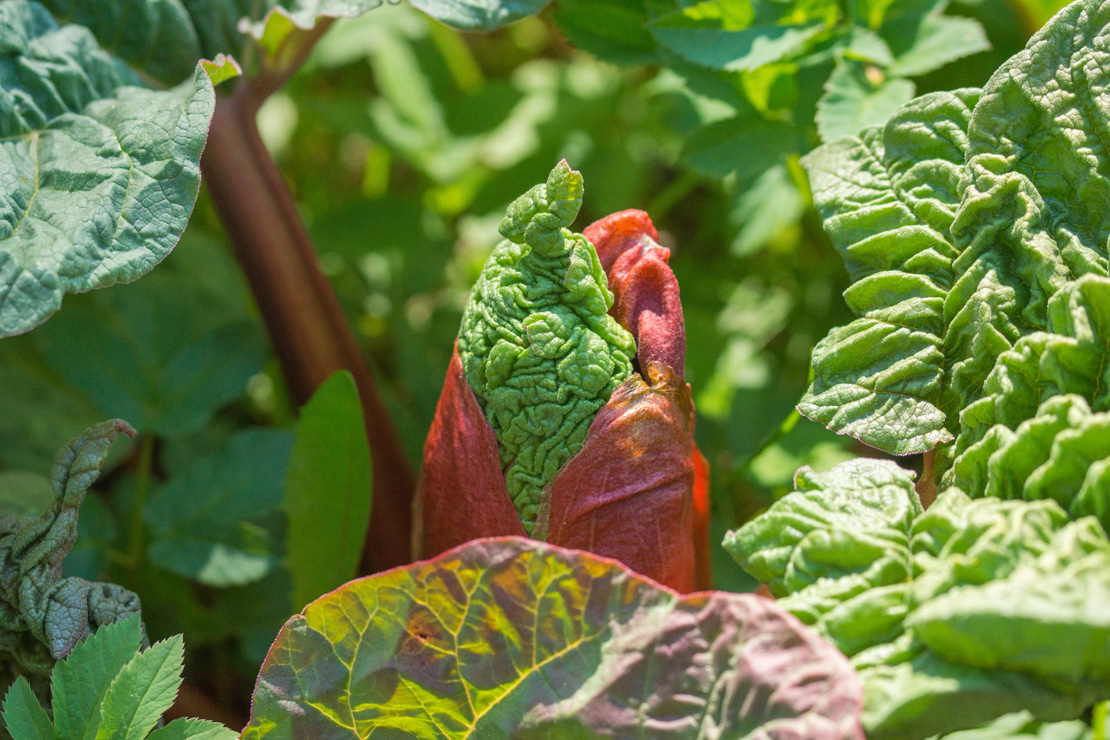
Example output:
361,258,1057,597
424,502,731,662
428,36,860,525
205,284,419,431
243,537,865,739
95,634,183,740
725,458,1110,740
457,162,636,532
945,276,1110,528
52,613,145,740
801,0,1110,458
408,0,551,30
284,371,371,611
648,0,836,71
800,88,978,453
1,676,54,740
0,421,142,698
940,712,1092,740
816,57,915,143
0,0,216,338
145,429,294,587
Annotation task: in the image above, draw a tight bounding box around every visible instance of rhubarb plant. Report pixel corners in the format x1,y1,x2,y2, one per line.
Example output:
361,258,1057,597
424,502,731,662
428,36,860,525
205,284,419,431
417,162,709,592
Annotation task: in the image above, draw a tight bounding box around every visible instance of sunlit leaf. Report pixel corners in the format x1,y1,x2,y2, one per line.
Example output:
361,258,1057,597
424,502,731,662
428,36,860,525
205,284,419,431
244,537,865,739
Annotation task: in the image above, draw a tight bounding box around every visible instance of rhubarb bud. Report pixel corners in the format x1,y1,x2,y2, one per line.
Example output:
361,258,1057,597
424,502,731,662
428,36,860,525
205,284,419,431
416,162,709,592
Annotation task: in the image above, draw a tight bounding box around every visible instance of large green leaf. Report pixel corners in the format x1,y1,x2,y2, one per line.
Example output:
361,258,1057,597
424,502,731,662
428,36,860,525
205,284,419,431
283,371,372,612
801,0,1110,458
243,537,865,739
724,458,1110,740
0,0,217,337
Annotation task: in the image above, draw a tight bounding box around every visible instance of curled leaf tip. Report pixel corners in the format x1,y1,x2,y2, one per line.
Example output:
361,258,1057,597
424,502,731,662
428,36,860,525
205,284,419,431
458,163,636,533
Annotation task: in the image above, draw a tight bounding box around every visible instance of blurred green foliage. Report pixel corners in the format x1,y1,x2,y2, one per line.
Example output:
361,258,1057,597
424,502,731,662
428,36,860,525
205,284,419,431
0,0,1073,718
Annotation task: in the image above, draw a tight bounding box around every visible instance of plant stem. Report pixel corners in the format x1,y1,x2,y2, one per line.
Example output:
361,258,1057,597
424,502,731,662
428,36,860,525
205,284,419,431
200,88,415,573
126,434,155,575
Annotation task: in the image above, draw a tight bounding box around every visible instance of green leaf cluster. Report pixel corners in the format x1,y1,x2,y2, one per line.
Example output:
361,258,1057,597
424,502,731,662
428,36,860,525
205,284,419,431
725,458,1110,739
552,0,989,257
1,613,238,740
799,0,1110,511
457,162,636,531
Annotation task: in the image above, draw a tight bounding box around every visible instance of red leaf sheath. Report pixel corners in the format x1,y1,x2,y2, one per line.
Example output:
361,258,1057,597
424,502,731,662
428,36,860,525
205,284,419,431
414,344,525,559
537,362,698,593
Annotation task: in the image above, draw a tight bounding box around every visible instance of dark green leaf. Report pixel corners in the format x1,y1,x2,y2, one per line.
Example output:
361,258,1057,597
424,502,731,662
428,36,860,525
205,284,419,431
146,429,294,587
888,13,990,77
553,0,660,65
648,0,834,71
31,257,268,437
284,371,371,611
682,114,797,182
243,537,865,739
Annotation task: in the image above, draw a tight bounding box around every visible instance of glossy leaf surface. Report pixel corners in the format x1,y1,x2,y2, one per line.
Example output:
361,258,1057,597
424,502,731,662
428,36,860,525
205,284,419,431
726,458,1110,740
244,537,864,739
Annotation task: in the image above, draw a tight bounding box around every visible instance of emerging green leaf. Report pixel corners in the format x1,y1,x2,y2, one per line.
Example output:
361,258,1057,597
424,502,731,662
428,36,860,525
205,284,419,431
0,1,217,337
243,537,865,739
725,458,1110,739
456,161,637,532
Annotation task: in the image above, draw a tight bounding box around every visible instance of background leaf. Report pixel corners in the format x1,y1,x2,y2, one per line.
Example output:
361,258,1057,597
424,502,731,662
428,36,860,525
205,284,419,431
145,430,294,587
407,0,553,31
284,371,372,612
243,537,864,739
